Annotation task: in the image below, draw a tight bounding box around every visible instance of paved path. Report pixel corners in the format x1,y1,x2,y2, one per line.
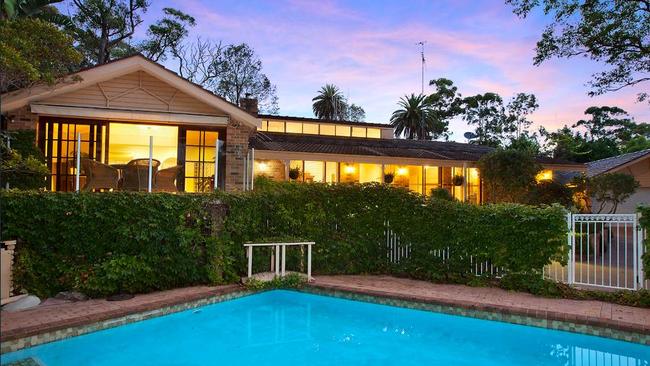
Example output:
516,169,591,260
310,275,650,334
0,284,242,342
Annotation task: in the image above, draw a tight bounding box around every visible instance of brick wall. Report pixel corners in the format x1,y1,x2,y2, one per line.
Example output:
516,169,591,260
225,119,255,191
4,106,37,130
255,159,286,181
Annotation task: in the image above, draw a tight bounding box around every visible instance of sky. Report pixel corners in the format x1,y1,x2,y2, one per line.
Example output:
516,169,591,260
66,0,650,141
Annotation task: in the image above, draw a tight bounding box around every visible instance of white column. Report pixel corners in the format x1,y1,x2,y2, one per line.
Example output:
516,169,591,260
243,150,248,191
247,246,253,278
250,148,255,190
148,135,153,192
275,244,280,276
307,244,312,281
75,132,81,192
281,244,286,276
214,139,219,190
462,162,468,201
567,212,574,285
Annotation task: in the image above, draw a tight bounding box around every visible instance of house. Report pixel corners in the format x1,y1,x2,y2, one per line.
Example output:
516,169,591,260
1,55,583,199
587,149,650,213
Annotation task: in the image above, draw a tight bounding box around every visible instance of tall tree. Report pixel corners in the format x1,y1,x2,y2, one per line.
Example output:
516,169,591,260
214,43,278,114
0,18,82,93
344,103,365,122
139,8,195,63
506,93,538,139
460,92,509,147
71,0,149,65
507,0,650,103
390,94,436,140
1,0,73,27
425,78,462,140
312,84,347,120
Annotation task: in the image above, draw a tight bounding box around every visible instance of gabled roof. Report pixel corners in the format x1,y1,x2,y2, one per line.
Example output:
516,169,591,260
258,114,391,129
0,54,260,128
587,149,650,177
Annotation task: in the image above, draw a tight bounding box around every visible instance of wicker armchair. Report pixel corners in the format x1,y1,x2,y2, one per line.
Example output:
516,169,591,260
121,158,160,191
153,165,182,192
81,159,120,192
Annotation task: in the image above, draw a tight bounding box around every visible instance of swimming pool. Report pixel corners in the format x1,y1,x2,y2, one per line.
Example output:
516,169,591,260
2,290,649,365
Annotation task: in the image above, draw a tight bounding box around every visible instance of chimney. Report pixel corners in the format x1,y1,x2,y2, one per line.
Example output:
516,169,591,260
240,94,259,116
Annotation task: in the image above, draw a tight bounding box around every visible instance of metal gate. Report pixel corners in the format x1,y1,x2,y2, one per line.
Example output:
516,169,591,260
545,213,646,290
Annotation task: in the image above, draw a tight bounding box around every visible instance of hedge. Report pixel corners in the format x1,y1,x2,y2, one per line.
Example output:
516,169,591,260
1,183,569,298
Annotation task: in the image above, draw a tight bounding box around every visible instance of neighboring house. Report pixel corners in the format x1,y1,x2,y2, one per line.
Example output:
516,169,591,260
0,55,583,199
587,149,650,213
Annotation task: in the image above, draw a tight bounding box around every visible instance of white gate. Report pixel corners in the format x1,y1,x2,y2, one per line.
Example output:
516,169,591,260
545,213,646,290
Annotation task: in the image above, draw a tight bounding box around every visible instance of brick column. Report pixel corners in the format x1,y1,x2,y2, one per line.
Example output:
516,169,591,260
3,106,38,130
225,119,255,192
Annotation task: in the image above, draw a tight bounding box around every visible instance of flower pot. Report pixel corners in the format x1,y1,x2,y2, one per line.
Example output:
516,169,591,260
452,175,464,186
384,174,394,184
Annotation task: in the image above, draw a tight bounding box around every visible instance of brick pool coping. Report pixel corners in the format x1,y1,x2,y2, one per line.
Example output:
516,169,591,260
305,275,650,345
2,276,649,354
0,284,251,353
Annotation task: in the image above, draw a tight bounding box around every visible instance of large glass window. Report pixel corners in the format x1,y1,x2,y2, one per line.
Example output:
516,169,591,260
424,166,439,195
41,121,102,191
108,123,178,168
267,120,285,132
335,125,351,137
467,168,481,204
325,161,338,183
339,162,359,183
303,123,319,134
183,130,218,192
359,163,382,183
386,165,422,193
351,127,366,138
285,122,302,134
260,119,384,139
303,161,324,182
320,124,336,136
367,128,381,138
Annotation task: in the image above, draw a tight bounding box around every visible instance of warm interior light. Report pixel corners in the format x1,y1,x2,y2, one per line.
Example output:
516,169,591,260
258,162,268,171
397,167,408,176
344,165,355,174
536,170,553,182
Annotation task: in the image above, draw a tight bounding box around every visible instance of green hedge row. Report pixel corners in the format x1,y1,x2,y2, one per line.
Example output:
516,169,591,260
1,182,568,298
0,192,238,297
221,181,568,283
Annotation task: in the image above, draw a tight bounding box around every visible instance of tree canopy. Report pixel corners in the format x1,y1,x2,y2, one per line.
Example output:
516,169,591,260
312,84,365,122
390,94,437,140
507,0,650,103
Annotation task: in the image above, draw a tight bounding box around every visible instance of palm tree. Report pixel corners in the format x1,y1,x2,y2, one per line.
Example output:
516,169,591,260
312,84,347,120
390,94,435,139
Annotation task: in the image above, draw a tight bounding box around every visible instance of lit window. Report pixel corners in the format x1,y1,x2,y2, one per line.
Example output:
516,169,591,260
320,124,336,136
336,125,351,137
303,123,319,134
351,127,366,138
325,161,338,183
267,121,285,132
260,120,268,131
367,128,381,138
536,169,553,182
340,163,359,183
285,122,302,134
304,161,324,182
359,163,382,183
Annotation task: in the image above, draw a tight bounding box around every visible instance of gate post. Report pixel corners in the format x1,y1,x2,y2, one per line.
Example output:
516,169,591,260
567,212,574,285
637,212,645,289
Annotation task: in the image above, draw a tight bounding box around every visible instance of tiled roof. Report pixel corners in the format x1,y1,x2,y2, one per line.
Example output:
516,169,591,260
586,149,650,177
257,114,391,129
252,132,493,161
251,132,585,165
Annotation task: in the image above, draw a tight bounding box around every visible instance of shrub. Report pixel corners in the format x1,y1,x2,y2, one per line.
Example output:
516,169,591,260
638,206,650,277
1,191,236,298
477,148,541,203
0,130,48,190
429,187,454,201
2,184,568,299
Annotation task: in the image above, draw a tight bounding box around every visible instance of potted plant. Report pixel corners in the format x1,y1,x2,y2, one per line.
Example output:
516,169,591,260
452,175,464,186
384,172,394,184
288,167,301,180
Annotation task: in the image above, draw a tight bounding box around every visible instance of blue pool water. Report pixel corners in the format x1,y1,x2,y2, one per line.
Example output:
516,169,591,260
1,290,649,365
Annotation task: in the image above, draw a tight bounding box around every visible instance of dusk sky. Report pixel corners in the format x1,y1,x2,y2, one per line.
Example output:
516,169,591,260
73,0,650,141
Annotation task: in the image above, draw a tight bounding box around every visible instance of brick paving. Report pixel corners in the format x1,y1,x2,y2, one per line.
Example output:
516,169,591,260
2,276,649,346
310,275,650,335
0,284,242,342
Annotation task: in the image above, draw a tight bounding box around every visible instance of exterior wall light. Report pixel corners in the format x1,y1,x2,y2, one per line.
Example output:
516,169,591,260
344,165,355,174
397,167,408,176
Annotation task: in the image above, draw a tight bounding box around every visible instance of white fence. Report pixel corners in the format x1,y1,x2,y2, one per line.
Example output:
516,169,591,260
386,213,647,290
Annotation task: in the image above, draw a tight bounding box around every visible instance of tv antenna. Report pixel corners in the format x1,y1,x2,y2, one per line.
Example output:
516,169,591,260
416,41,427,94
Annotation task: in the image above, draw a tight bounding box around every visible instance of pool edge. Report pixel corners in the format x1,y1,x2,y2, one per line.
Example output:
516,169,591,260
300,284,650,346
0,287,259,354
